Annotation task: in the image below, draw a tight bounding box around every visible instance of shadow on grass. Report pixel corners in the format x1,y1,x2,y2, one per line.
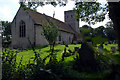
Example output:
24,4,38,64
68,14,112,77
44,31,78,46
28,45,48,50
45,49,61,53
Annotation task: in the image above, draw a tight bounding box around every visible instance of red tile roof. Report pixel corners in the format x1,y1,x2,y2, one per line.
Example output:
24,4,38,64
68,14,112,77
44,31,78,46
25,9,82,40
26,10,76,34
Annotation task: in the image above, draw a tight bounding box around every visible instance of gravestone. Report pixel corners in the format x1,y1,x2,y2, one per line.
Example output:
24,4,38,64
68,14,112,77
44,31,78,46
98,48,105,53
111,47,116,53
98,44,103,49
77,42,97,71
74,47,79,51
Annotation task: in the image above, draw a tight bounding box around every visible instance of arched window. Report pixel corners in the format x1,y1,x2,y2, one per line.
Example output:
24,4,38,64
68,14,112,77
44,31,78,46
19,20,26,37
69,37,71,43
59,36,61,41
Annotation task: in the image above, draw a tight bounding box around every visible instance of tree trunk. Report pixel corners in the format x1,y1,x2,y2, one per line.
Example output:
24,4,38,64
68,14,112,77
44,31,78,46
108,2,120,51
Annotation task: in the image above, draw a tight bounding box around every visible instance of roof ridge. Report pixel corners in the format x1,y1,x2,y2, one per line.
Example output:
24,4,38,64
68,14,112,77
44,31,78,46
26,8,76,34
26,9,68,25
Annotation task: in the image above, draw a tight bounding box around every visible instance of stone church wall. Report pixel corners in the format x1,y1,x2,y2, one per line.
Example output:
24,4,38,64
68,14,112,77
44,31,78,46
58,31,74,44
35,25,49,46
11,7,35,48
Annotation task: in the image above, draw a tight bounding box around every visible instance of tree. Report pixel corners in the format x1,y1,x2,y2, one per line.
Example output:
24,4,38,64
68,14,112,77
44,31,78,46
105,21,117,41
1,21,11,42
108,2,120,51
92,35,108,45
80,25,93,42
105,21,114,28
19,1,67,10
75,1,120,51
74,2,107,25
42,19,59,52
93,26,106,37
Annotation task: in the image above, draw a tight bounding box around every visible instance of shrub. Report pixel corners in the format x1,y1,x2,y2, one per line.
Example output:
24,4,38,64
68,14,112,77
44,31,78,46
2,48,25,80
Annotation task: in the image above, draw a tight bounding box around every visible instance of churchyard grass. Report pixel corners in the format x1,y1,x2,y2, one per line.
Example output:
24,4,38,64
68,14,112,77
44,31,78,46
2,44,120,79
15,44,119,65
16,44,81,65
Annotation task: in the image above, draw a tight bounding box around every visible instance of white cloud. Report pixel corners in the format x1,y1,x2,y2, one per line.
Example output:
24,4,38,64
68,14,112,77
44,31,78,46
0,0,19,21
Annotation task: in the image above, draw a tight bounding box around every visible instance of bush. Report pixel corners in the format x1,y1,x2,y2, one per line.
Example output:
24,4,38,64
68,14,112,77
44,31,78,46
2,48,25,80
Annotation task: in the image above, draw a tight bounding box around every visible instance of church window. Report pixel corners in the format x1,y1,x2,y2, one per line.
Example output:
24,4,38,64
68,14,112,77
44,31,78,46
19,20,26,37
59,36,61,41
69,37,71,42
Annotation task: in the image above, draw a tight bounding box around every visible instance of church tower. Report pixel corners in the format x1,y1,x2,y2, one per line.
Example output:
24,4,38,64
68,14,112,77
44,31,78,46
64,10,79,33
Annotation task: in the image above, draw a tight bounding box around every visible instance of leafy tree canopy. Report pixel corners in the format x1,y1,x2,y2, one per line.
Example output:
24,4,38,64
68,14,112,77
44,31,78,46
74,2,107,25
19,0,67,10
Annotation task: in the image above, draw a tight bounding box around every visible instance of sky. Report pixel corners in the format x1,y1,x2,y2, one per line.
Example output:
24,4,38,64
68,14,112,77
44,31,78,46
0,0,110,28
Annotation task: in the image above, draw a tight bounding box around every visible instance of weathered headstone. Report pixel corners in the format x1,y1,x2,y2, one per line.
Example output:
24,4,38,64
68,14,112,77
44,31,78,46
77,42,97,71
111,47,116,53
74,47,79,51
98,48,105,53
98,44,103,49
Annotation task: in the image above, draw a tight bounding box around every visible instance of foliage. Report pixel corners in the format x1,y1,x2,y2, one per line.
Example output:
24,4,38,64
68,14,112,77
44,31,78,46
108,2,120,51
80,24,116,44
1,21,11,43
1,21,11,48
2,49,25,80
80,25,93,42
2,48,60,80
92,36,108,45
1,21,11,37
93,26,106,37
19,0,67,10
2,43,120,80
105,21,113,28
42,20,59,45
105,21,117,41
41,19,59,51
74,2,107,25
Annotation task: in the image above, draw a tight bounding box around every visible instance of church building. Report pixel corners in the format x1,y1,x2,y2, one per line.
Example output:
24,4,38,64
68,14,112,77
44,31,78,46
11,7,81,48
